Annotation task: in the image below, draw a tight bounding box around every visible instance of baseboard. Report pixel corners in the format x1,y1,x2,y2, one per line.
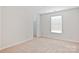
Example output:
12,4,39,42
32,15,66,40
40,35,79,43
0,37,33,51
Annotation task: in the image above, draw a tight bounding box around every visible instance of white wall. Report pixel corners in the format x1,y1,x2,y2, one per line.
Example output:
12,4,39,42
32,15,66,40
40,8,79,42
0,6,49,49
0,7,2,49
33,16,37,37
1,6,37,49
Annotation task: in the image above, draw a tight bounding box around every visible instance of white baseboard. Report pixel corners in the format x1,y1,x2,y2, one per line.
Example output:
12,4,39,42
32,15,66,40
40,35,79,43
0,37,33,51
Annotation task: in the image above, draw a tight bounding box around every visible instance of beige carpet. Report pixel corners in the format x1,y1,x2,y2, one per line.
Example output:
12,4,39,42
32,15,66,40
0,37,79,53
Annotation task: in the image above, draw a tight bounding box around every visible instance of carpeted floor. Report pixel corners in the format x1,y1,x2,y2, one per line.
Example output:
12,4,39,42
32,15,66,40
0,37,79,53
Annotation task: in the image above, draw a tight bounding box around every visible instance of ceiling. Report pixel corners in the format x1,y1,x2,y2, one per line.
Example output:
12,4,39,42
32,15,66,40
30,6,78,13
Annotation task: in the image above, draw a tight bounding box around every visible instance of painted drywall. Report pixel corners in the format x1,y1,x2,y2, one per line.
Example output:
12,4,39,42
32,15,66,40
40,8,79,42
0,7,2,49
1,6,37,49
36,6,78,38
39,6,78,14
33,16,37,37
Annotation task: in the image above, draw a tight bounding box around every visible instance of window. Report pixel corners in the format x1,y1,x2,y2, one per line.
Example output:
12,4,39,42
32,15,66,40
51,16,62,33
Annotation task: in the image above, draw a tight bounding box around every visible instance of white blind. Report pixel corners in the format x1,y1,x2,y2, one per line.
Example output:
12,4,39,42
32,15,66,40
51,16,62,33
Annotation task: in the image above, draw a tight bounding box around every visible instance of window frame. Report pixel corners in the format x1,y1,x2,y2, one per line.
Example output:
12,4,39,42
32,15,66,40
50,15,63,34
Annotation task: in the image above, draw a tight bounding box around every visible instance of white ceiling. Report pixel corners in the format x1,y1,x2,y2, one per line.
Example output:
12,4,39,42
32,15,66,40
31,6,78,13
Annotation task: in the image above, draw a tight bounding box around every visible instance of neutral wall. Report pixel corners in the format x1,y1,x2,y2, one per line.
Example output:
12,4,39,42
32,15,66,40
1,7,35,49
40,8,79,42
0,7,2,48
33,16,37,37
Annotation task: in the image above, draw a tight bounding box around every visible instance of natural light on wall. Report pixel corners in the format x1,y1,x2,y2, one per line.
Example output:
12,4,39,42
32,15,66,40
51,16,62,33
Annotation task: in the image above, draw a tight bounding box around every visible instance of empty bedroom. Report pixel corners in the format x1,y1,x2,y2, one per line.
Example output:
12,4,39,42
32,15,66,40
0,6,79,53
